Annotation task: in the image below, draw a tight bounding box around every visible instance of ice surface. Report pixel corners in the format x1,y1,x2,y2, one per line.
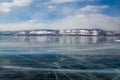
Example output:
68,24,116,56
0,36,120,80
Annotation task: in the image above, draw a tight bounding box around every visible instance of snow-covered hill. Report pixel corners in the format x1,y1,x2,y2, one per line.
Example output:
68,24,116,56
0,29,119,36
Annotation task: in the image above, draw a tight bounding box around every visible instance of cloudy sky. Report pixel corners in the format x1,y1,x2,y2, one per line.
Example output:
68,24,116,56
0,0,120,31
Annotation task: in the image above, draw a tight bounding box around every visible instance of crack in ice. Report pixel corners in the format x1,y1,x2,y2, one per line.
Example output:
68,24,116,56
1,66,120,74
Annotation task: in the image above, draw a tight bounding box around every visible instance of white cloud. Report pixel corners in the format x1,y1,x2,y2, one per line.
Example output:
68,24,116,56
0,14,120,31
0,20,49,31
80,5,109,13
50,0,76,3
50,14,120,30
48,5,57,10
0,0,33,12
45,0,95,4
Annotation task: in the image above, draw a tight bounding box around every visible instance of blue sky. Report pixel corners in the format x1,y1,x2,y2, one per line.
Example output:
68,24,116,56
0,0,120,31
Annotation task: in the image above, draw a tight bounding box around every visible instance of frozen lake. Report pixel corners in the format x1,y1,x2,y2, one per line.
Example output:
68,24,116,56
0,36,120,80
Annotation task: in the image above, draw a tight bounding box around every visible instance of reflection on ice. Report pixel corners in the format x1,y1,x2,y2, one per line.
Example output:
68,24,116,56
0,36,115,44
0,36,119,55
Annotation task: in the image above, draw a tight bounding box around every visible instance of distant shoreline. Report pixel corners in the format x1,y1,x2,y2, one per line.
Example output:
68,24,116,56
0,29,120,36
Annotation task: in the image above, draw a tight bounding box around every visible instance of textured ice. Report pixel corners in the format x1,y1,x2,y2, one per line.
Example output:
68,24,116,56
0,36,120,80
